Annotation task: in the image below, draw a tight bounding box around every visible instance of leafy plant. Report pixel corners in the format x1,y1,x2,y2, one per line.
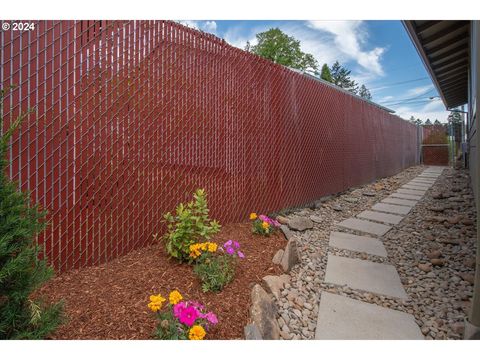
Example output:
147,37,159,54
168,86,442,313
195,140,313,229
249,213,281,236
192,240,244,292
193,253,235,293
0,87,63,339
163,189,220,262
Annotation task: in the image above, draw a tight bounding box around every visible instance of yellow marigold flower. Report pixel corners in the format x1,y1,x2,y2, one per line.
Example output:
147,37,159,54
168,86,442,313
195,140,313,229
249,212,257,220
208,243,218,252
262,221,269,229
189,325,206,340
200,243,208,251
169,290,183,305
147,294,166,312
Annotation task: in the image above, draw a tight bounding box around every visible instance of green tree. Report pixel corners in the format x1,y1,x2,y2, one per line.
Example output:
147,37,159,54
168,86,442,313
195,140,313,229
0,87,63,339
358,84,372,100
247,28,319,74
448,111,462,123
434,119,441,125
409,116,416,123
330,61,358,94
320,63,333,82
425,118,432,125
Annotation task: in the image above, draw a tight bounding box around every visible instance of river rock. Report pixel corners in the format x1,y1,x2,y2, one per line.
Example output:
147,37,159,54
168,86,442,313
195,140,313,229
418,263,432,272
287,217,313,231
277,216,289,225
281,239,299,273
272,249,285,265
426,250,442,259
250,284,280,340
262,275,291,300
431,258,446,266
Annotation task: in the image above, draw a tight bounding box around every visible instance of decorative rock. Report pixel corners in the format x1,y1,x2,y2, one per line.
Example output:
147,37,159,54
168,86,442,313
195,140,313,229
244,323,262,340
309,215,322,223
332,204,343,212
459,273,474,285
272,249,284,265
461,218,474,226
250,284,280,340
418,263,432,272
288,217,314,231
447,215,463,225
262,275,291,300
344,197,358,203
280,225,293,241
451,322,465,335
430,258,446,266
281,239,299,273
276,215,289,225
464,258,476,269
363,191,376,197
426,250,442,259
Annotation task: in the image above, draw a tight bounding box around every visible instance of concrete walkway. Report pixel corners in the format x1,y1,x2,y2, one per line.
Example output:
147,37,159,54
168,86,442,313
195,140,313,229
315,166,446,340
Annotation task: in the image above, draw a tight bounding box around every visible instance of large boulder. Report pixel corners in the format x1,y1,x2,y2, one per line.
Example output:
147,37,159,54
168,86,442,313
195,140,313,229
287,217,313,231
250,284,280,340
262,274,291,300
281,239,299,273
272,249,284,265
244,323,262,340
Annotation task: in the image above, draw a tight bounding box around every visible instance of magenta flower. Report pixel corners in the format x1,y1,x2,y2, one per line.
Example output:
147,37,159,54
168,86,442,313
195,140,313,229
205,312,218,325
237,251,245,258
223,240,233,248
272,220,281,227
225,246,235,255
259,215,268,222
178,305,200,327
233,241,240,249
173,301,186,318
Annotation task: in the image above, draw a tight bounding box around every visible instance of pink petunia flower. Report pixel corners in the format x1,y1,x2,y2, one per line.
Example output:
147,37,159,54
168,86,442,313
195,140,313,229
223,240,233,248
205,312,218,325
233,241,240,249
237,251,245,258
178,305,200,327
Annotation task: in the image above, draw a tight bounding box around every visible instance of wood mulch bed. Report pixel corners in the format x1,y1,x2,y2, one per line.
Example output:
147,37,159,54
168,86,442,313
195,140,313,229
36,222,286,339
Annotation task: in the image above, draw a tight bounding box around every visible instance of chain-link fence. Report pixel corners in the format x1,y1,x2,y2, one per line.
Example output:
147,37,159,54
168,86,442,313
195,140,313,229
1,20,419,272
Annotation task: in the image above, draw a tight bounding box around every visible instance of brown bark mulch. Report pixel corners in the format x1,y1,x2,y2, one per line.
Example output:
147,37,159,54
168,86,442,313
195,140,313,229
36,222,285,340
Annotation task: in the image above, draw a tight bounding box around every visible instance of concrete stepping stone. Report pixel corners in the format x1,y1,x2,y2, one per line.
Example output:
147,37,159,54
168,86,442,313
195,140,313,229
382,197,418,207
397,188,426,196
418,174,439,179
329,231,387,257
402,184,430,191
315,292,423,340
391,192,422,200
324,255,408,299
406,182,431,188
357,210,404,225
371,202,412,215
337,218,391,236
411,178,435,184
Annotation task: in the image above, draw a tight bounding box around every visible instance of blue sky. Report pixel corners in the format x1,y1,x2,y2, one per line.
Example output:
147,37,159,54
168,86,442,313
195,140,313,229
179,20,451,122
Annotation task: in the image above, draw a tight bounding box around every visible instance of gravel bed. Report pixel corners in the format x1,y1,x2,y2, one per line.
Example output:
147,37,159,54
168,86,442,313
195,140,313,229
274,165,476,340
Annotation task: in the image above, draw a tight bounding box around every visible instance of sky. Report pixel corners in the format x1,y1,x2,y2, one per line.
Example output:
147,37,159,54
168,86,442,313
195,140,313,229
179,20,453,123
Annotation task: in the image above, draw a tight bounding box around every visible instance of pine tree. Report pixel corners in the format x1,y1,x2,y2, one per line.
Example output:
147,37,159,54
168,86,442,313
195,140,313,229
434,119,441,125
0,87,62,339
330,61,358,94
425,118,432,125
358,84,372,100
320,63,333,82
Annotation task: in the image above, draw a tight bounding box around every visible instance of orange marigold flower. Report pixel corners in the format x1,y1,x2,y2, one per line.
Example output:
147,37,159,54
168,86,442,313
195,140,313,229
249,212,257,220
189,325,206,340
261,221,269,229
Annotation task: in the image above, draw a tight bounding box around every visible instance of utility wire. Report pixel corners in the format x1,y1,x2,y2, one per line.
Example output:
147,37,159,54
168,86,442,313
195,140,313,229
368,76,430,90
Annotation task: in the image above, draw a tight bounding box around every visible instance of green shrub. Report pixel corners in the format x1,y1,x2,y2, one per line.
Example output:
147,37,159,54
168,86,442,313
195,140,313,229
193,253,235,292
163,189,220,263
0,88,63,339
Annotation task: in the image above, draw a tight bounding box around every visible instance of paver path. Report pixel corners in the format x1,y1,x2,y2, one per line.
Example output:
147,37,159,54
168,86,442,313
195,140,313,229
315,166,446,339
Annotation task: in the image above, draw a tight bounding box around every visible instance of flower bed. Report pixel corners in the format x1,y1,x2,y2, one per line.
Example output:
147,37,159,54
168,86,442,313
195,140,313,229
35,222,286,339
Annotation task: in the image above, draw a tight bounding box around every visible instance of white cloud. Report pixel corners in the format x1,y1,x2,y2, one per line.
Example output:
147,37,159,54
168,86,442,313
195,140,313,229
177,20,217,35
406,84,434,97
203,21,217,34
394,99,450,123
307,21,386,76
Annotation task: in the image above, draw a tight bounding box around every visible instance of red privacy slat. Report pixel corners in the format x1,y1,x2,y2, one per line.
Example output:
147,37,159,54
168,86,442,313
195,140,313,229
1,20,420,272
